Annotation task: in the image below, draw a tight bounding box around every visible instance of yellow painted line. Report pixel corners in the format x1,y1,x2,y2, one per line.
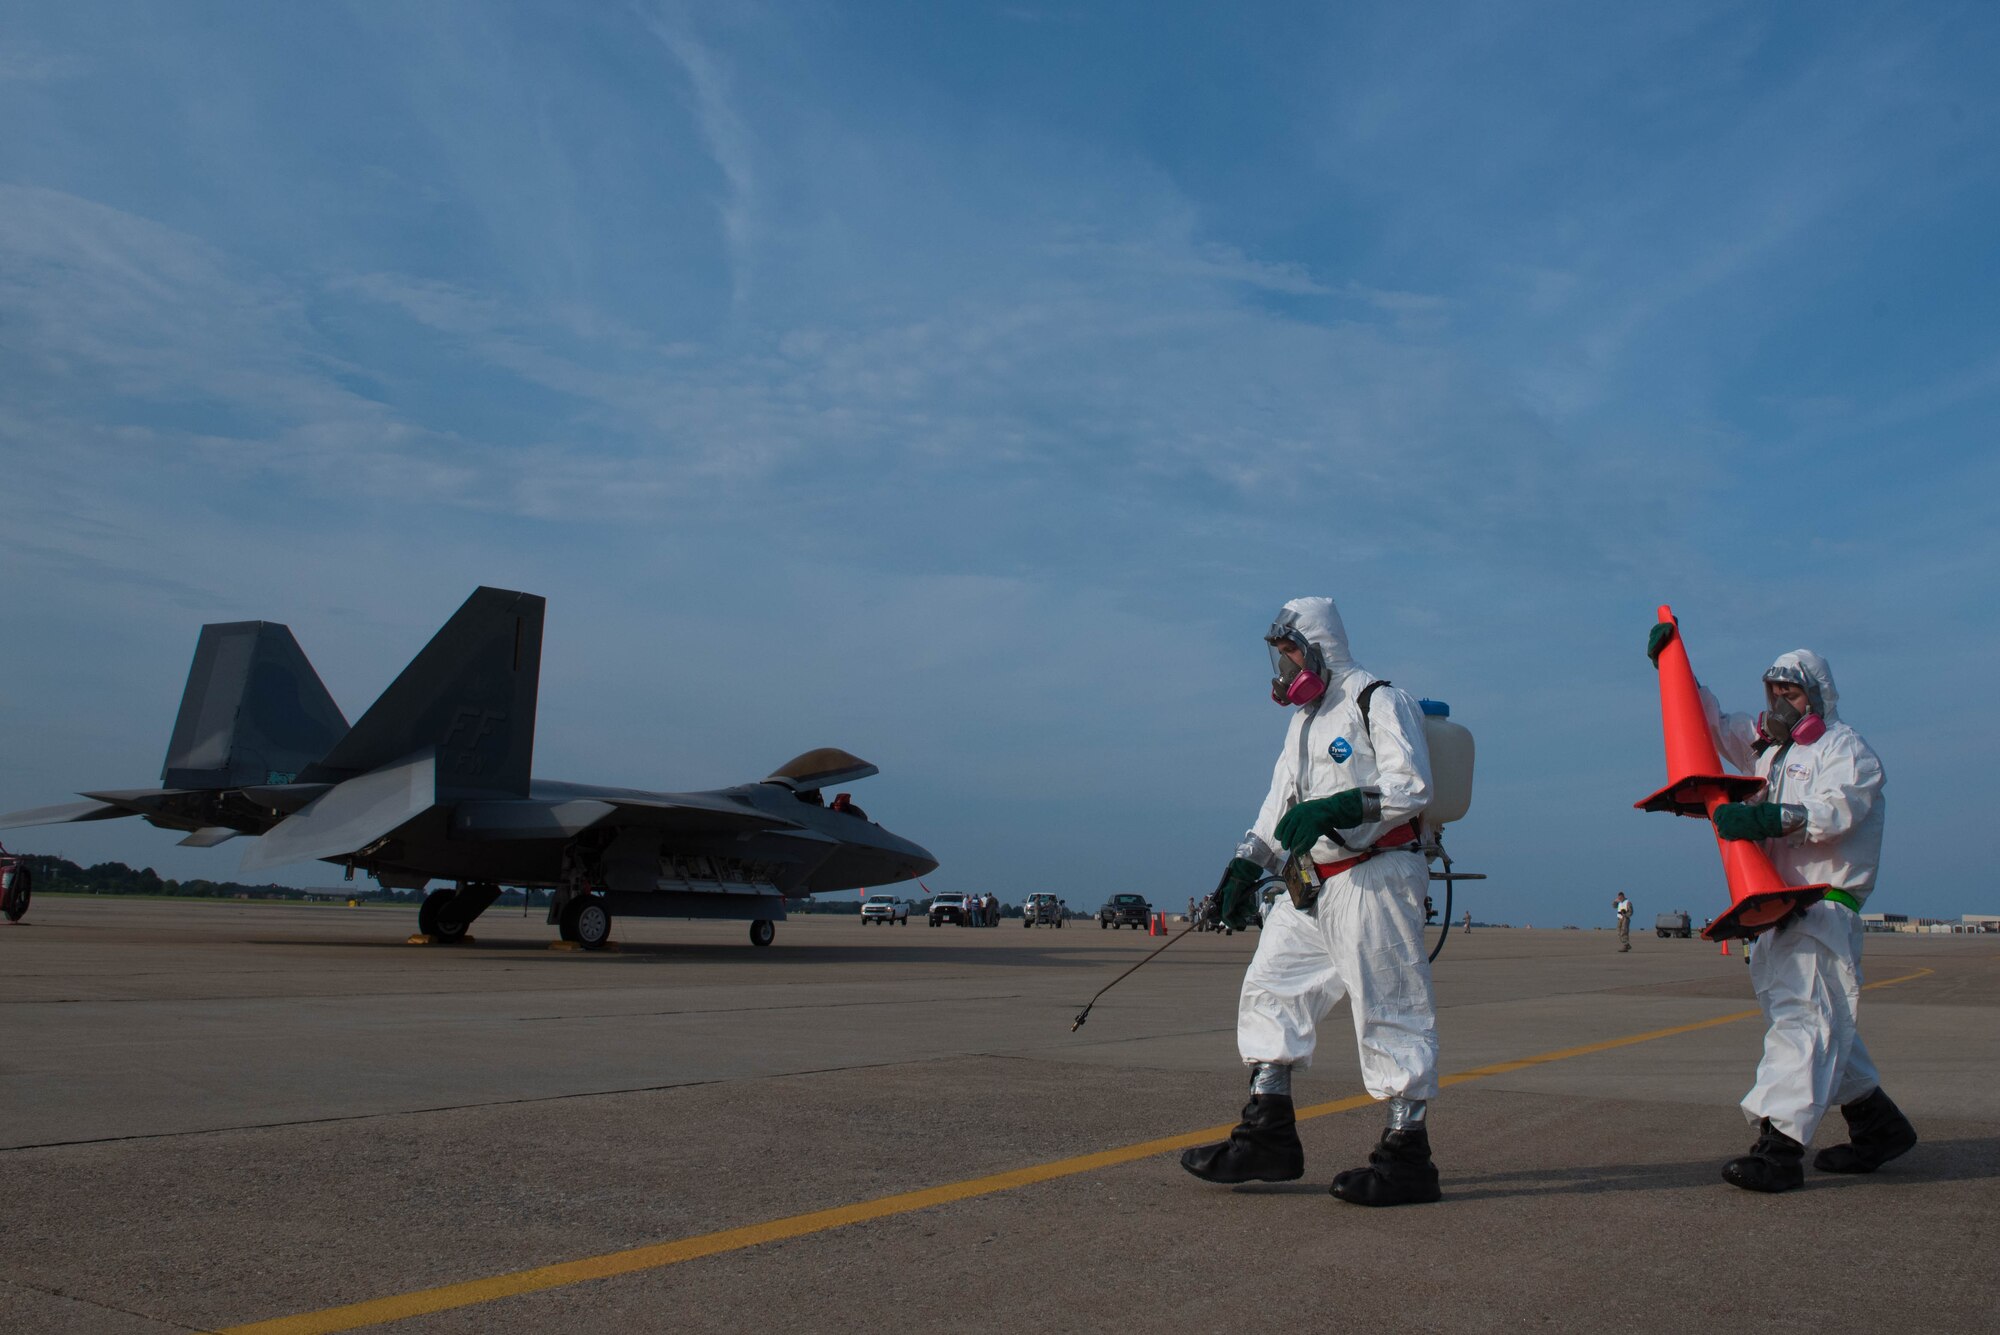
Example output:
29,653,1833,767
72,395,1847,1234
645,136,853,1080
215,965,1934,1335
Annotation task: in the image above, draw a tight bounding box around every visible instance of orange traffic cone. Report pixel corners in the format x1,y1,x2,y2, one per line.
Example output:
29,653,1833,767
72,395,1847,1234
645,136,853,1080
1636,605,1826,942
1720,938,1730,957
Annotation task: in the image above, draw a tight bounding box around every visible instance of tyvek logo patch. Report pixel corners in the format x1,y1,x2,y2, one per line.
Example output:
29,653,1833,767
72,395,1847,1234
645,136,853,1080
1328,737,1353,762
1785,762,1811,781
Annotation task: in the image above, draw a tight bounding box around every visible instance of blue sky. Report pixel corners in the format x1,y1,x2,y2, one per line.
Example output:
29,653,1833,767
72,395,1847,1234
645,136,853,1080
2,2,1995,925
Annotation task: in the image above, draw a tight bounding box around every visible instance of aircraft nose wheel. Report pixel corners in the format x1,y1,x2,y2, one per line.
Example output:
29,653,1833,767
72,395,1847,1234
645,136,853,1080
2,864,31,923
558,895,612,950
750,919,775,948
419,887,469,943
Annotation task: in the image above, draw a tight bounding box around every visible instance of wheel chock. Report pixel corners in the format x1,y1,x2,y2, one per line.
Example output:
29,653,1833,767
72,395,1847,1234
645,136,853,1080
548,940,619,952
405,934,476,945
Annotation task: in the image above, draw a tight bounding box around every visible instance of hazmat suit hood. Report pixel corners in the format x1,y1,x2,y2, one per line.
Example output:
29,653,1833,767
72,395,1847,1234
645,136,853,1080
1766,650,1840,724
1273,596,1356,676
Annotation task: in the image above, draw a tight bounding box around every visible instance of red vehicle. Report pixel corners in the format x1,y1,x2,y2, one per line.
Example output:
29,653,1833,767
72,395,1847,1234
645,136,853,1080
0,843,30,923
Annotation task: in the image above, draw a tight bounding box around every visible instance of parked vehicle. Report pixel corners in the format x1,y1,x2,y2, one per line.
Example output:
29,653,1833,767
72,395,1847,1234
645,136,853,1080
0,844,29,924
1099,893,1151,929
1023,892,1065,928
929,893,973,926
1656,910,1692,939
861,894,909,925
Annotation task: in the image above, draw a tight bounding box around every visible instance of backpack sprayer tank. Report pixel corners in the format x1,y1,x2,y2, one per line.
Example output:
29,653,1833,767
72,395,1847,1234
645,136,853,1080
1415,699,1481,959
1417,699,1474,833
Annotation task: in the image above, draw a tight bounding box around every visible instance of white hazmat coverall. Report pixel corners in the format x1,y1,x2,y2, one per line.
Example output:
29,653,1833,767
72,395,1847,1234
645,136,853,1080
1234,597,1438,1100
1704,650,1886,1145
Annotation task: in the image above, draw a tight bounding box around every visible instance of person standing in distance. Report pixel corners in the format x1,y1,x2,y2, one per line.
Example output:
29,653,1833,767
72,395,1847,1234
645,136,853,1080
1614,891,1633,952
1182,598,1442,1206
1648,623,1917,1192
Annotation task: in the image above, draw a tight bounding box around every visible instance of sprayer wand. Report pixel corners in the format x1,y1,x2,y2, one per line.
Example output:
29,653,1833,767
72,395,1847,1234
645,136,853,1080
1070,922,1196,1030
1070,875,1284,1031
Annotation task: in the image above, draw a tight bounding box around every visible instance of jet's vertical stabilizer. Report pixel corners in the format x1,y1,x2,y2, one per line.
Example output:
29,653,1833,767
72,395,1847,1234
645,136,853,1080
303,587,544,797
162,622,350,790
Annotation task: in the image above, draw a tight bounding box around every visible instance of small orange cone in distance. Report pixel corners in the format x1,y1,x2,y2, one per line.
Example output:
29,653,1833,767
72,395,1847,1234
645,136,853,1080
1636,604,1826,942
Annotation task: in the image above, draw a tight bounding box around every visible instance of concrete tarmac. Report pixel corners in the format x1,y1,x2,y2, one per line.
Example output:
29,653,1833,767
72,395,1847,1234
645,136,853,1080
2,897,1994,1334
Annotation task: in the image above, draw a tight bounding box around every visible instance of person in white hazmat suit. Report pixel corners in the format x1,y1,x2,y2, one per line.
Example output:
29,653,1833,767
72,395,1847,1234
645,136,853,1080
1181,598,1443,1206
1654,625,1918,1193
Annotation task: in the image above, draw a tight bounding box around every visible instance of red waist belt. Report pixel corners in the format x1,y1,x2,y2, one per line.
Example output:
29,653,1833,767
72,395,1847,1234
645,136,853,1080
1314,823,1419,878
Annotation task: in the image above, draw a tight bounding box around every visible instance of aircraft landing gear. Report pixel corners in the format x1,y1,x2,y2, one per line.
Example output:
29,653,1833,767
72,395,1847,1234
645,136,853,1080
0,844,30,924
560,894,613,950
418,882,501,943
2,864,30,924
750,918,775,948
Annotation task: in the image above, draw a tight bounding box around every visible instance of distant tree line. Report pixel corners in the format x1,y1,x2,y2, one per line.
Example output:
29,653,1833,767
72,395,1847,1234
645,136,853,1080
16,855,387,902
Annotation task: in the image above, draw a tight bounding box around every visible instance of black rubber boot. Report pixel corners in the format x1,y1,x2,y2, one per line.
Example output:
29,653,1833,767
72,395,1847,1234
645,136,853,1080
1813,1087,1917,1174
1179,1095,1305,1184
1722,1117,1806,1193
1328,1125,1442,1206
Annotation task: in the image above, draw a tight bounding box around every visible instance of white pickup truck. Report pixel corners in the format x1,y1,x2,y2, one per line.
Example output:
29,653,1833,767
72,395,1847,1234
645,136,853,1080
860,894,910,925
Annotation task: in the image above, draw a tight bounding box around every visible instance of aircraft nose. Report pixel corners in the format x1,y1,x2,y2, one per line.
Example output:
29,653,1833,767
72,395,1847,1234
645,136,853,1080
804,820,940,893
882,829,939,880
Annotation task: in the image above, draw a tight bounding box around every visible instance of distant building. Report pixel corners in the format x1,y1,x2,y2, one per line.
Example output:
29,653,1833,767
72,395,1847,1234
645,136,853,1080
1863,911,1992,934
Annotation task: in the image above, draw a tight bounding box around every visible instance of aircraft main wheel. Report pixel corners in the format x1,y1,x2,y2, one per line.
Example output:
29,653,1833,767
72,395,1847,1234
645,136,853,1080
572,898,612,950
3,865,30,923
750,919,775,948
557,894,593,944
419,888,469,944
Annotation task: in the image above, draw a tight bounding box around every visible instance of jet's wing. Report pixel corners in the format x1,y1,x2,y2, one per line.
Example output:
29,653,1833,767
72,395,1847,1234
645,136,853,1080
240,750,437,872
449,792,803,841
178,827,242,848
450,799,617,841
80,788,216,833
0,799,135,831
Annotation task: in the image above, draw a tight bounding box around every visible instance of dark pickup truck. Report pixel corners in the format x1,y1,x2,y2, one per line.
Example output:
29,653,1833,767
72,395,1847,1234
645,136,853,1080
1099,893,1151,929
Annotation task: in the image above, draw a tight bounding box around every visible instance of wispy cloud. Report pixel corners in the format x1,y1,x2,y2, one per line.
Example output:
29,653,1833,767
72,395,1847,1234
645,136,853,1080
642,9,763,310
0,38,84,84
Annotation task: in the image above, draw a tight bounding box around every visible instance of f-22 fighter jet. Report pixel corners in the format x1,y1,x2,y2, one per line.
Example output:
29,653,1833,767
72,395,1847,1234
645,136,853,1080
0,588,938,950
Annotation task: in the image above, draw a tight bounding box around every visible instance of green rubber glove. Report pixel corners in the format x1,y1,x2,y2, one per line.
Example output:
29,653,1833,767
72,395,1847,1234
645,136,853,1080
1647,622,1676,666
1274,790,1368,857
1215,857,1264,930
1713,802,1787,841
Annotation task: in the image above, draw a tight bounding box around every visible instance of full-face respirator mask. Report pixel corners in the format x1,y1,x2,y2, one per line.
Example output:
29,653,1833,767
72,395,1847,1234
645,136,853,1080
1760,664,1826,746
1266,619,1327,707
